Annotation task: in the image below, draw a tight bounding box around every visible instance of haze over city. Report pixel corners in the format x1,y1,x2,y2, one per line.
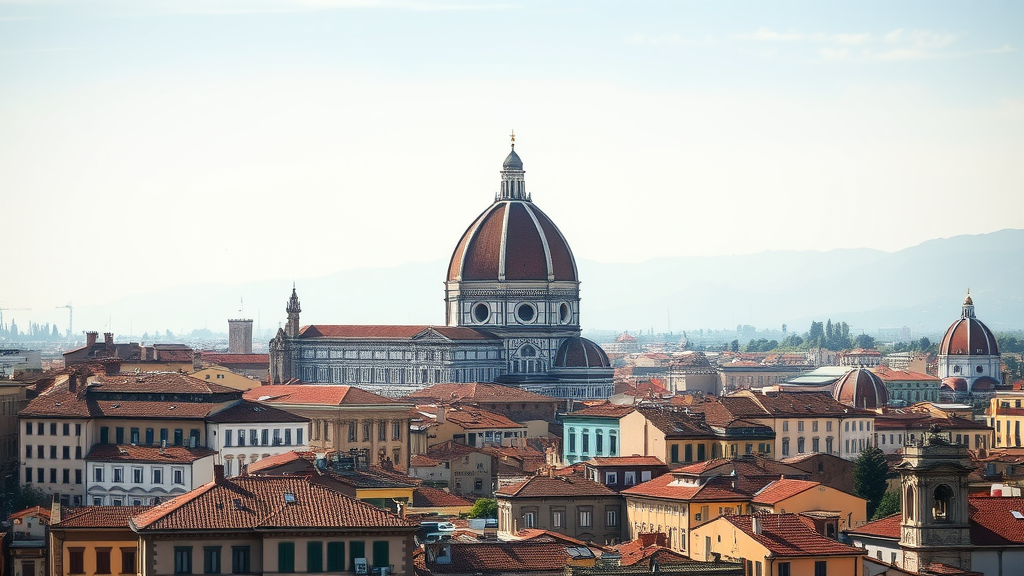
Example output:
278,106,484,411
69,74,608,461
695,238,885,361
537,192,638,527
2,0,1022,335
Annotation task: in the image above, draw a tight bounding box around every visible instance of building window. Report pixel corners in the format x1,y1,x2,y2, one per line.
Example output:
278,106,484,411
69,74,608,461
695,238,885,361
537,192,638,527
326,543,345,572
278,542,295,573
51,422,58,435
161,429,168,445
553,510,564,527
75,446,82,459
363,422,371,442
69,548,85,574
284,428,292,445
26,422,32,435
175,429,185,446
173,468,185,485
609,431,617,455
75,469,82,484
63,469,70,483
26,445,32,458
297,429,304,445
231,547,250,574
812,421,818,432
671,444,679,463
782,438,790,457
797,437,805,454
131,428,140,444
371,541,390,570
122,549,137,575
568,428,576,453
96,548,112,574
798,421,804,432
201,546,221,575
175,547,193,575
113,467,124,483
378,421,387,442
349,542,365,573
579,510,593,527
261,429,269,446
153,468,163,484
237,429,246,446
524,512,536,528
132,467,143,483
605,472,618,485
63,423,70,435
778,562,791,576
607,509,618,527
624,471,636,486
782,421,789,432
225,430,233,447
814,560,827,576
349,422,357,442
51,445,57,459
812,437,820,452
94,467,104,482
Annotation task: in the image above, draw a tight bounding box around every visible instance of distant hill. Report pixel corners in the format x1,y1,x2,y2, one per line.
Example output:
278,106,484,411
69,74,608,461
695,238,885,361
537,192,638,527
70,229,1024,342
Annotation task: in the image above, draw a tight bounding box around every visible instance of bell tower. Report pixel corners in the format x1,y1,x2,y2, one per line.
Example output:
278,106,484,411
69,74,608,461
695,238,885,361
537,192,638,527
286,285,302,338
896,431,974,573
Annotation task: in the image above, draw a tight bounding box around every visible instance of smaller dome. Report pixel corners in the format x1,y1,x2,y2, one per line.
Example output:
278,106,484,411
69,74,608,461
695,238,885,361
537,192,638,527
972,376,999,392
503,148,523,170
553,337,610,368
616,332,637,343
941,377,969,392
833,368,889,409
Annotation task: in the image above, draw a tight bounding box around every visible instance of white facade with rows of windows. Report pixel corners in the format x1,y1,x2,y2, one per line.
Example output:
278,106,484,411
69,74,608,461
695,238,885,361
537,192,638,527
85,453,214,506
206,421,309,477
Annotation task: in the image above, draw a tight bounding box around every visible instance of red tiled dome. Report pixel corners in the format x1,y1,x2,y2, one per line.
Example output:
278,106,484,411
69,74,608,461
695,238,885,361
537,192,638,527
940,293,998,356
833,368,889,409
972,376,999,391
553,337,610,368
941,377,969,392
447,200,577,282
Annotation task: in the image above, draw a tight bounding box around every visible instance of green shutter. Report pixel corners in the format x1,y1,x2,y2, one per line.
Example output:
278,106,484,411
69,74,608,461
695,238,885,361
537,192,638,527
326,543,345,572
306,542,323,573
372,542,389,569
278,542,295,573
349,542,365,572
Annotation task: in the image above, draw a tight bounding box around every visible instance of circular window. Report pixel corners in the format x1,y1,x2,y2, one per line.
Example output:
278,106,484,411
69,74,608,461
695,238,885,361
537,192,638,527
976,365,984,374
473,303,490,323
520,345,537,357
516,303,536,323
559,303,571,324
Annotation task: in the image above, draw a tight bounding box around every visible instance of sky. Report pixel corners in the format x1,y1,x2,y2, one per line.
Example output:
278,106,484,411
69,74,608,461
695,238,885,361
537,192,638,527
1,0,1022,332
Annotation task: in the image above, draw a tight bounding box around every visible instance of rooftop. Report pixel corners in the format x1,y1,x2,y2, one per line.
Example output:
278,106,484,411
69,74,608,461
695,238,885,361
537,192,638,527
496,475,619,499
244,384,401,406
85,444,216,464
727,513,865,557
405,382,558,404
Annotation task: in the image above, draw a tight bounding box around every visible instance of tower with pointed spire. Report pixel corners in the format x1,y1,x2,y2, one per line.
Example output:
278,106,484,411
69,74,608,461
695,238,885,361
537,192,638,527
286,285,302,338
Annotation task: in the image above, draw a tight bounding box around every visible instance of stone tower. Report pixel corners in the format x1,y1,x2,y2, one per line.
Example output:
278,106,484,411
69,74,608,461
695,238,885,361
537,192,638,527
227,319,253,354
285,285,302,338
896,432,974,573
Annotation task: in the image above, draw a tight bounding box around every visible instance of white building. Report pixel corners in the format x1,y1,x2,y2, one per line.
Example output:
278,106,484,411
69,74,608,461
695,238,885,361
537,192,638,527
84,444,215,506
204,400,310,476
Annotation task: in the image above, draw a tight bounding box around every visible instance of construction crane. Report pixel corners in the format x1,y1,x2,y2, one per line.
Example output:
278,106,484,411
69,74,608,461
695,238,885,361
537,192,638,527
0,306,29,331
56,303,73,338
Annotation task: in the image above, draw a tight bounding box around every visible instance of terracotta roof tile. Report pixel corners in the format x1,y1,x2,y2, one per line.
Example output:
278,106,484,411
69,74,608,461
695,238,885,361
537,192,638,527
496,475,619,498
200,353,269,366
968,496,1024,545
431,406,525,430
9,506,51,523
429,541,574,573
207,400,308,423
85,444,216,464
55,506,153,529
727,514,865,557
751,479,820,505
621,473,749,502
132,476,415,531
586,456,666,467
871,367,940,382
564,403,636,419
298,325,497,341
412,486,474,508
244,385,400,406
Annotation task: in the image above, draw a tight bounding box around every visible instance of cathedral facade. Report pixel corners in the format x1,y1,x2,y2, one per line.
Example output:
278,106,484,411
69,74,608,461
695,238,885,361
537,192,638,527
269,142,613,400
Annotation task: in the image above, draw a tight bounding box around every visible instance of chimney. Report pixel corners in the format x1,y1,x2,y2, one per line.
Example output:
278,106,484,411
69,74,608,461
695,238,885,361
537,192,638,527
214,464,225,483
103,360,121,376
193,351,202,372
50,493,62,525
752,517,762,535
436,405,446,424
104,332,114,346
68,373,78,393
86,331,98,347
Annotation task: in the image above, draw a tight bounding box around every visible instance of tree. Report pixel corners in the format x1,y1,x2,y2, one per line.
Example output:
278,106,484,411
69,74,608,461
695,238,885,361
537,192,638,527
467,498,497,519
873,490,901,520
854,447,889,518
853,334,876,349
917,337,931,351
11,483,50,512
730,340,739,353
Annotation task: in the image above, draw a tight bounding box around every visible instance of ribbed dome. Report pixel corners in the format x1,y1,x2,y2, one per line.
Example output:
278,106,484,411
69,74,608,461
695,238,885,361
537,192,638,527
941,377,969,392
940,294,998,356
503,148,523,170
447,200,577,282
553,337,610,368
833,368,889,409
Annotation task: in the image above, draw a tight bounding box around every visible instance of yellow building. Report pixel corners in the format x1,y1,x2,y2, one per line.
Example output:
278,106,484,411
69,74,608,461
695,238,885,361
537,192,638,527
749,478,867,532
48,504,148,576
618,406,775,466
987,393,1024,447
690,513,866,576
189,365,263,391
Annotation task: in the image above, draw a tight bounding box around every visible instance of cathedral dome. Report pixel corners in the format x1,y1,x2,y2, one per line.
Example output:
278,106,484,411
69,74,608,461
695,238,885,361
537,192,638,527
447,146,577,283
832,368,889,409
939,293,999,356
553,337,610,368
941,377,969,392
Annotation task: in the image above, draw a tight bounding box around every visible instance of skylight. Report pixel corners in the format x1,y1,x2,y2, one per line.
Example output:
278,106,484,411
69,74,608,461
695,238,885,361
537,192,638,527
1011,511,1024,520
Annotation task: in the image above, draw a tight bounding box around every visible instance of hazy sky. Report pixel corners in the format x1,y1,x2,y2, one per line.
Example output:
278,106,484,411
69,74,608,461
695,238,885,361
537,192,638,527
2,0,1022,331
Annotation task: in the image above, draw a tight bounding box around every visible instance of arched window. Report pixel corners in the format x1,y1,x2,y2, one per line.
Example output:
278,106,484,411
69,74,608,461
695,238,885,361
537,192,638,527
906,485,915,520
934,484,953,521
954,365,962,374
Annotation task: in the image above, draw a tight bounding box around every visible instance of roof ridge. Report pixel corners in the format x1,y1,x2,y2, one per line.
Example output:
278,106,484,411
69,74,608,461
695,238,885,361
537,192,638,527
130,479,220,530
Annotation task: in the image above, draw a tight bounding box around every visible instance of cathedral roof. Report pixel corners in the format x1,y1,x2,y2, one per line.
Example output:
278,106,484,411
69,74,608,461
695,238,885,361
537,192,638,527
832,368,889,410
447,146,577,283
940,292,999,356
552,337,610,369
297,325,497,341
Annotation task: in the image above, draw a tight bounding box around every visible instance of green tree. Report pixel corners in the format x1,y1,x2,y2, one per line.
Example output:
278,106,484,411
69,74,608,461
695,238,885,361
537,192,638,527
467,498,497,519
730,340,739,353
917,337,931,351
873,490,901,520
11,483,50,512
854,334,876,349
854,447,890,518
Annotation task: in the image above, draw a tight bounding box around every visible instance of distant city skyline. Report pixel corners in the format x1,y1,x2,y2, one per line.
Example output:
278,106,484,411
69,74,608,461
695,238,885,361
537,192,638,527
2,1,1022,330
